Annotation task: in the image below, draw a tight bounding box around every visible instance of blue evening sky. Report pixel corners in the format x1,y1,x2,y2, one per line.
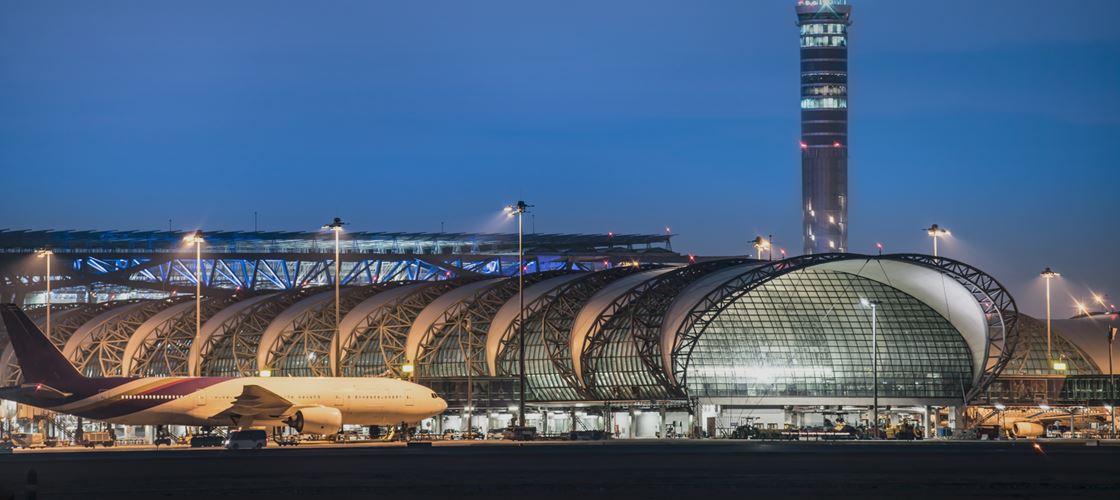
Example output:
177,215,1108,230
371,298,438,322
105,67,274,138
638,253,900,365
1,1,1116,316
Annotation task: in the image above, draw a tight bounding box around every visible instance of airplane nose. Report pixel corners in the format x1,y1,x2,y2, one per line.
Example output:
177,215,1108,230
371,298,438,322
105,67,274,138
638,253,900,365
436,397,448,413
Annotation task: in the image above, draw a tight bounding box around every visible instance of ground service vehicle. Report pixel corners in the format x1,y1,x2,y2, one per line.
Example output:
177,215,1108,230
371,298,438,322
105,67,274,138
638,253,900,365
190,434,225,448
502,426,537,441
10,433,45,449
226,429,267,449
78,431,115,448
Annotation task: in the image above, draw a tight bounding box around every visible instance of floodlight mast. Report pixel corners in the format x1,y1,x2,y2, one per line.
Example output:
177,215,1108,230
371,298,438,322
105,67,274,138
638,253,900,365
1040,267,1060,361
505,201,531,428
183,231,205,362
861,298,881,438
322,218,346,376
924,224,950,257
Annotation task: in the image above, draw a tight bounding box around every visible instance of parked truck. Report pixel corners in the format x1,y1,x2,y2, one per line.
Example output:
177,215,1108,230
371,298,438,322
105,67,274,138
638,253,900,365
10,432,46,449
77,431,115,448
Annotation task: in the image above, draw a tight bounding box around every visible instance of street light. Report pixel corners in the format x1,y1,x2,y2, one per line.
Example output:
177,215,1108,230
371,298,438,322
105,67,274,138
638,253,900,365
505,201,531,428
924,224,950,257
1108,325,1117,438
183,231,205,357
861,298,881,439
322,217,346,376
752,236,771,260
35,249,53,339
1041,267,1060,360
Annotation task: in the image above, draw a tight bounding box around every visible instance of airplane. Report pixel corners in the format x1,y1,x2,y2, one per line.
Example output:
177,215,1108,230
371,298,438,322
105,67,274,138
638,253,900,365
0,304,447,434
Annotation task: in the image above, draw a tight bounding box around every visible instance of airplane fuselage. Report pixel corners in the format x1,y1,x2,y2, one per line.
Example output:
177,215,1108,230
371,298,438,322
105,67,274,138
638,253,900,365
12,376,447,428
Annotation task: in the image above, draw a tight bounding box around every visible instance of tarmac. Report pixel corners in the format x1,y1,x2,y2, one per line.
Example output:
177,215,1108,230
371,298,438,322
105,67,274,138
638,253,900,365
2,439,1119,499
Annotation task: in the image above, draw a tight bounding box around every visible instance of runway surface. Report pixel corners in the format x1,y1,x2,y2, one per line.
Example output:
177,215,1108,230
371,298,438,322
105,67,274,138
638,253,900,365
2,440,1119,499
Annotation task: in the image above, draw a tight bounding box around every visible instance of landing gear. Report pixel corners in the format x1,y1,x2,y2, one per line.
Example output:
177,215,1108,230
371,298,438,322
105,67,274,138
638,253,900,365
369,425,382,440
154,425,173,447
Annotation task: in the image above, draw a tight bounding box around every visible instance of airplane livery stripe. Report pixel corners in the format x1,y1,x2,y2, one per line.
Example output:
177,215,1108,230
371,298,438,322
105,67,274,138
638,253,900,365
63,377,231,420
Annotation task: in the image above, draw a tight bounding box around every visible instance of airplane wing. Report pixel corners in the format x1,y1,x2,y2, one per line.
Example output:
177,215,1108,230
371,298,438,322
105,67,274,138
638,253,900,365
211,384,295,423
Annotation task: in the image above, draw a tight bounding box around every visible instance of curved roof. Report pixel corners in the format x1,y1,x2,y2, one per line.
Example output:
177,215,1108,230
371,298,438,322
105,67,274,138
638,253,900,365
255,290,337,371
484,272,588,374
1,253,1018,407
61,301,150,361
187,293,278,375
570,268,674,383
661,254,1017,400
812,259,990,387
1051,313,1118,372
337,283,430,353
119,300,196,375
405,278,504,362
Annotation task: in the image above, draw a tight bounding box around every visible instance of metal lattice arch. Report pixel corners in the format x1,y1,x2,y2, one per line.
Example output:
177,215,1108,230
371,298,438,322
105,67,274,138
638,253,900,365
1,254,1019,409
662,254,1018,405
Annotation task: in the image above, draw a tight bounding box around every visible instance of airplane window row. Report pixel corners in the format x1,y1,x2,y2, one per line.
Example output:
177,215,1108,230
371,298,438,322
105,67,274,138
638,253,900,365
123,394,178,400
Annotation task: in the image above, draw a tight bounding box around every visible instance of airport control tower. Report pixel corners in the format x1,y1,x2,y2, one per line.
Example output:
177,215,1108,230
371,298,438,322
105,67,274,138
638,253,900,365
797,0,851,255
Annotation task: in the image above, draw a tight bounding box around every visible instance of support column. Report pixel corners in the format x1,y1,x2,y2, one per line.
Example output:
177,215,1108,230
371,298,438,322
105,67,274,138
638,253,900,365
924,406,932,439
659,404,667,439
628,407,636,439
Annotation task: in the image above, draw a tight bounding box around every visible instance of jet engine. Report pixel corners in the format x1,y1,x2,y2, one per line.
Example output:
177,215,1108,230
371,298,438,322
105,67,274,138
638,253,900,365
1011,421,1045,439
285,406,343,434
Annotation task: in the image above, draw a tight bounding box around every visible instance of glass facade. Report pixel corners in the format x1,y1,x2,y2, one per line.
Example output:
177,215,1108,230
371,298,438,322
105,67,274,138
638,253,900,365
200,291,314,376
684,269,973,400
1000,315,1098,376
340,283,452,377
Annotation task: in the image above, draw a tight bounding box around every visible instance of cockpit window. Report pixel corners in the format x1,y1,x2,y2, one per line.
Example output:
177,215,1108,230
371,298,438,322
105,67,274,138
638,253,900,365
431,392,438,399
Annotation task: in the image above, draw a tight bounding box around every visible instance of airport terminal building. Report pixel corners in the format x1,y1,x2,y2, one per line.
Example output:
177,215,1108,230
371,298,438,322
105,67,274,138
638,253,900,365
0,230,1023,439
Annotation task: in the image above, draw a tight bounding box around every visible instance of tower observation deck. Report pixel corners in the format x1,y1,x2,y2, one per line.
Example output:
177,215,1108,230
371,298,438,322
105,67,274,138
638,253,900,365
797,0,851,255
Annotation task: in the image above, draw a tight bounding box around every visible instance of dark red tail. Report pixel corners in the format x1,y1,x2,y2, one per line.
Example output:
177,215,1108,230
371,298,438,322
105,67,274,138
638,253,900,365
1,304,85,388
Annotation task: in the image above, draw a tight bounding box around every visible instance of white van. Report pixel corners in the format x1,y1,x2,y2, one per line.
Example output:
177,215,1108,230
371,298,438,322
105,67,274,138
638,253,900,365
225,429,267,450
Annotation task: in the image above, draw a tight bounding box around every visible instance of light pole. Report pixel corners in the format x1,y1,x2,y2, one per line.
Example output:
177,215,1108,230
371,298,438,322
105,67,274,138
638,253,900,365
322,217,346,376
36,249,53,339
924,224,950,257
752,236,771,261
1109,325,1117,438
183,231,205,355
505,201,530,428
1041,267,1060,361
861,298,881,439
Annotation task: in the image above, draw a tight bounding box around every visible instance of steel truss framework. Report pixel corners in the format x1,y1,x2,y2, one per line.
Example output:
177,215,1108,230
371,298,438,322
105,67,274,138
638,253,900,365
500,266,652,401
1,301,146,384
580,260,752,400
339,280,476,378
67,298,192,377
0,253,1018,408
263,283,404,377
668,254,1019,402
414,271,570,379
1,229,677,298
196,289,322,377
125,295,241,377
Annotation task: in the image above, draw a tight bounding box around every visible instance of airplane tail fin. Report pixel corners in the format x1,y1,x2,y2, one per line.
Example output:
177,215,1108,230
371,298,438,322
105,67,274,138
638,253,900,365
0,304,85,388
